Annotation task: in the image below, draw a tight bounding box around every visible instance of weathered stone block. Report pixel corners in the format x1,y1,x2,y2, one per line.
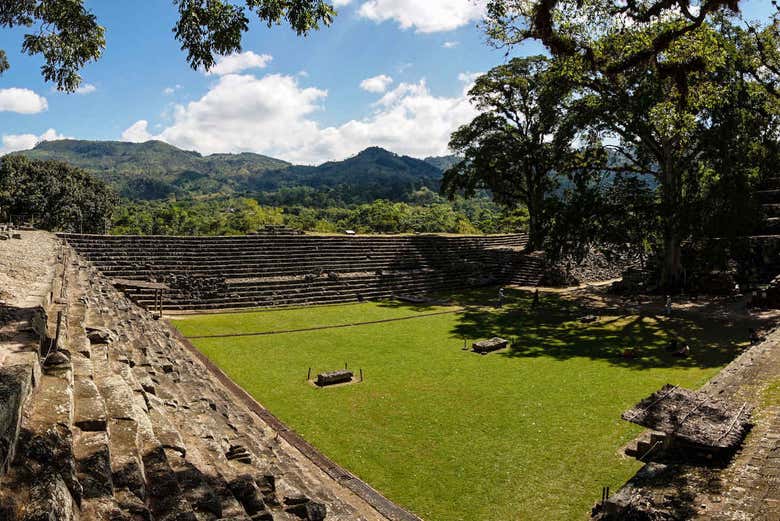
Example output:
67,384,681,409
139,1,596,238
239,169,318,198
315,370,353,387
0,365,33,473
472,337,508,354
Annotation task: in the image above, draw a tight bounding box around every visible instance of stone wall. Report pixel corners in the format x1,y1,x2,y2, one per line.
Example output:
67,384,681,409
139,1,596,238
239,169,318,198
0,236,415,520
59,233,535,311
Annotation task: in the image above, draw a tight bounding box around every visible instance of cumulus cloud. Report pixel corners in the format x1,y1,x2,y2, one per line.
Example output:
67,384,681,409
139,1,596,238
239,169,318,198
443,41,459,48
0,128,65,155
360,74,393,93
207,51,273,76
75,83,97,95
458,72,482,84
122,71,478,164
0,88,48,114
121,120,153,142
357,0,486,33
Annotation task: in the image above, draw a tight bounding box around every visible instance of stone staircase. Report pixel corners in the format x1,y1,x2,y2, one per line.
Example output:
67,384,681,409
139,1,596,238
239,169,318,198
58,233,540,311
507,252,546,286
0,245,408,520
623,431,667,461
756,177,780,239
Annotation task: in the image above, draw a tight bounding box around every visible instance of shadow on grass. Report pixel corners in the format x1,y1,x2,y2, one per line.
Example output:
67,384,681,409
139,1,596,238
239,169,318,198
374,299,449,313
449,287,764,371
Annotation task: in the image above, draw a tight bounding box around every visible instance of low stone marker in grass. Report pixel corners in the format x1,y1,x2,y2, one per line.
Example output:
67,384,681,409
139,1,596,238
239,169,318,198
316,369,354,387
472,337,509,354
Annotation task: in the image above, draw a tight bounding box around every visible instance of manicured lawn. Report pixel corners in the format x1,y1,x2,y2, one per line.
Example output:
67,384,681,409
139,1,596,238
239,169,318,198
173,289,752,521
171,300,461,337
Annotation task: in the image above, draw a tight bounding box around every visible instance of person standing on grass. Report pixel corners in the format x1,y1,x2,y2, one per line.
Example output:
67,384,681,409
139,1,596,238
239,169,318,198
497,287,505,308
665,295,672,316
532,288,540,309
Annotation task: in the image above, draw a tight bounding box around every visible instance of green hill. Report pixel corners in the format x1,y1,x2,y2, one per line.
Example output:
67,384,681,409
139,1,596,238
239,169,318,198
250,147,442,204
424,154,462,172
13,140,446,203
15,140,291,199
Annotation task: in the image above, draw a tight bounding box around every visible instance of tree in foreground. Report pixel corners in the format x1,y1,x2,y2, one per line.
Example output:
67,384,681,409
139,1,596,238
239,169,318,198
483,1,778,75
0,156,117,232
0,0,336,92
481,2,780,288
442,56,588,251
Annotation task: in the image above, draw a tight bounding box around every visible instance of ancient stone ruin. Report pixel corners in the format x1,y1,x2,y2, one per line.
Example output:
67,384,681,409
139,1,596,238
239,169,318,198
58,233,542,311
0,236,419,521
315,370,354,387
621,384,752,456
472,337,509,354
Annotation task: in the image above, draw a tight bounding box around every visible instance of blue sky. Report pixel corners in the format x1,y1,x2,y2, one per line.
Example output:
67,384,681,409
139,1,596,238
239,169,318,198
0,0,775,164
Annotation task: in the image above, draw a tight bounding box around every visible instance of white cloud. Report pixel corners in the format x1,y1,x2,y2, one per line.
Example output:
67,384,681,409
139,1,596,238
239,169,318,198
163,84,182,95
122,71,478,165
357,0,486,33
121,120,153,142
75,83,96,95
0,88,48,114
443,41,459,48
458,72,482,84
207,51,273,76
360,74,394,93
0,128,65,155
333,0,353,5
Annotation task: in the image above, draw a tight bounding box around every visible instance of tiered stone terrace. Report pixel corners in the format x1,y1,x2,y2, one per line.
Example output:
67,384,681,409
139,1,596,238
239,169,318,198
58,233,540,311
0,233,414,521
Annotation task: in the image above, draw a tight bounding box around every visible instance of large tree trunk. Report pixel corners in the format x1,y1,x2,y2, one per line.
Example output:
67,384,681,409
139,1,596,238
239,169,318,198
659,153,683,289
525,191,546,252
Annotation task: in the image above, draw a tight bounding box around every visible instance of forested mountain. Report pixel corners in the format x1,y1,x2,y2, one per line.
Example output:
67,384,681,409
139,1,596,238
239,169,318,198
249,147,442,204
424,155,461,172
13,141,445,203
14,140,290,199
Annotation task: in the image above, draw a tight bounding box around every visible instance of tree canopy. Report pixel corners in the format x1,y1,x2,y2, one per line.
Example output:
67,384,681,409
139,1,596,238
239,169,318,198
470,2,780,288
484,1,778,74
0,0,335,91
442,56,585,250
0,155,118,232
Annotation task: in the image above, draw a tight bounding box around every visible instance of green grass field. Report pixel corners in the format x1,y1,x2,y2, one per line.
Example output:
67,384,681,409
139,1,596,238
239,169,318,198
172,289,753,521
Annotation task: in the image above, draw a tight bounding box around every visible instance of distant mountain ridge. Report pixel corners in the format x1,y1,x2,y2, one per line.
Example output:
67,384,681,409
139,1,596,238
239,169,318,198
14,140,290,199
13,140,455,202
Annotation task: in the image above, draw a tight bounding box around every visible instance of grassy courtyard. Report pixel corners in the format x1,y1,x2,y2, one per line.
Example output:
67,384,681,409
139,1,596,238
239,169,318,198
172,289,754,521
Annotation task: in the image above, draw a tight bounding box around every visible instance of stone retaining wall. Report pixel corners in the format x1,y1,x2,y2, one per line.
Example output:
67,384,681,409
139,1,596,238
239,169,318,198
58,233,538,311
0,238,413,520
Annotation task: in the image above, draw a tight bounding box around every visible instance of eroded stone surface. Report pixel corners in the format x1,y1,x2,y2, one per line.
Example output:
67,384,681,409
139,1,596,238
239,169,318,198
0,235,409,520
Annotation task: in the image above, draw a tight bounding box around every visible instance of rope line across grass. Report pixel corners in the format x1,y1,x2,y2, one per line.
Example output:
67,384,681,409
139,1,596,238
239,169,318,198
185,308,466,339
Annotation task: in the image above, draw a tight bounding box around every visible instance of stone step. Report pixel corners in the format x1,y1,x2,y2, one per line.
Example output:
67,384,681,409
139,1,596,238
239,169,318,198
0,363,36,473
764,203,780,217
73,376,108,432
762,217,780,235
761,177,780,190
757,190,780,204
7,371,81,520
142,445,198,520
73,429,114,500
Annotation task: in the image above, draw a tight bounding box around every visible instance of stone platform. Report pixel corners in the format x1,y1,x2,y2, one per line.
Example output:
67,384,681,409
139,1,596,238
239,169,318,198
58,232,544,311
0,233,418,520
599,325,780,520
